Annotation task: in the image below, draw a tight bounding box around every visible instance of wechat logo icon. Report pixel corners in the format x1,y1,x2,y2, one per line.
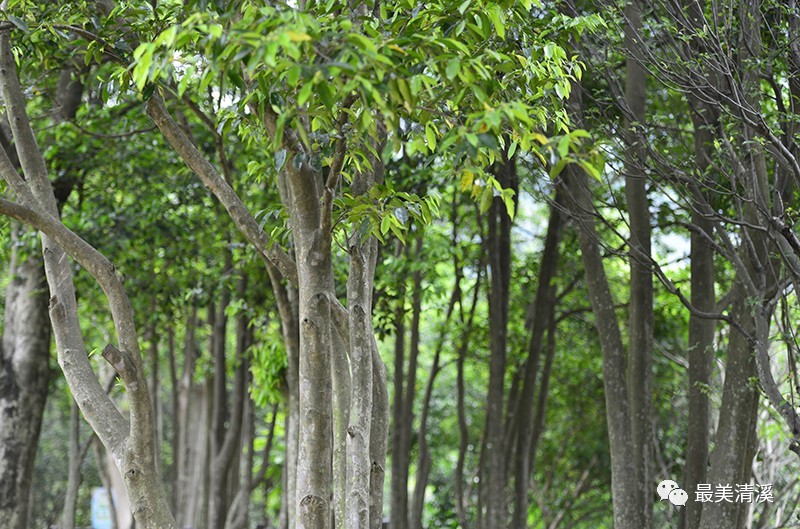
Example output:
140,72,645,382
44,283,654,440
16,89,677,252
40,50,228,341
658,479,688,507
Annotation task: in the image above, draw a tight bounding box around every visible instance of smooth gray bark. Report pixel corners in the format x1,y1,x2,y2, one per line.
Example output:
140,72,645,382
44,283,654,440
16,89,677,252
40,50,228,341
561,84,642,529
622,2,653,526
369,346,389,529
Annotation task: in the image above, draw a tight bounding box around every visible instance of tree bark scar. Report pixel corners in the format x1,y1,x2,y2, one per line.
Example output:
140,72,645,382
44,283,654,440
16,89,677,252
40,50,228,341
0,365,19,413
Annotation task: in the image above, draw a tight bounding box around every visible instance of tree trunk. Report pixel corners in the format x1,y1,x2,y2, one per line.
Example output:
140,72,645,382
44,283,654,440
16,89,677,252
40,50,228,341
511,196,563,529
480,157,516,528
176,309,211,528
561,83,643,529
390,242,409,529
209,256,235,529
147,323,162,479
285,161,334,529
455,260,482,529
167,326,180,512
395,237,424,528
410,241,462,529
0,228,50,529
697,289,759,529
528,310,557,477
1,54,82,529
211,274,248,529
345,233,378,529
682,84,718,529
267,264,299,529
332,300,352,529
623,2,653,526
61,399,89,529
369,346,390,529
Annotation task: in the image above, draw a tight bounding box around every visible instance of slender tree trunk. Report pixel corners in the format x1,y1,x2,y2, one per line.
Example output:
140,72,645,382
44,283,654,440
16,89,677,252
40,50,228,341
511,196,563,529
399,237,423,528
332,317,351,529
216,283,250,529
345,142,384,529
177,309,212,528
681,0,720,512
480,157,516,528
167,326,180,512
267,264,299,529
369,346,390,529
410,245,462,529
147,323,162,479
209,256,236,529
682,83,718,529
390,244,409,529
623,2,653,526
345,233,378,529
61,400,84,529
697,289,759,529
408,350,437,529
528,310,557,477
561,84,643,529
455,262,482,529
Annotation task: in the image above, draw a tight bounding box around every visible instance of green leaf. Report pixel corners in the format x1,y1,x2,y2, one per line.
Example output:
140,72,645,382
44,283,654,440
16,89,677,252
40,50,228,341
479,185,494,213
349,33,377,54
380,214,392,235
275,149,287,171
446,58,461,81
286,30,312,42
425,123,437,151
502,193,515,220
318,81,335,110
507,140,518,158
460,171,474,191
297,81,313,106
396,78,413,111
8,15,29,33
487,5,506,40
578,159,602,180
557,135,570,158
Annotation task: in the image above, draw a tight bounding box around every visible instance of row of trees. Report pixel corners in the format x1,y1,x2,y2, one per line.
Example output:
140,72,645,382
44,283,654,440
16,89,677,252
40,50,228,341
2,0,800,528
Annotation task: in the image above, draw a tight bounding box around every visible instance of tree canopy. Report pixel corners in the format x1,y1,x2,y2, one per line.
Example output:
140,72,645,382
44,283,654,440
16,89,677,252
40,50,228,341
3,1,800,529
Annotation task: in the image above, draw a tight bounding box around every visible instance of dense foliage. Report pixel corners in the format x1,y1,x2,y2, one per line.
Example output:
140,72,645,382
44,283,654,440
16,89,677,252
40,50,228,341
3,1,800,529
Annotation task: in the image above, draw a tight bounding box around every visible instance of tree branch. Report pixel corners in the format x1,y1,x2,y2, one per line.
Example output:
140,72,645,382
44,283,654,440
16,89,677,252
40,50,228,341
145,92,298,284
